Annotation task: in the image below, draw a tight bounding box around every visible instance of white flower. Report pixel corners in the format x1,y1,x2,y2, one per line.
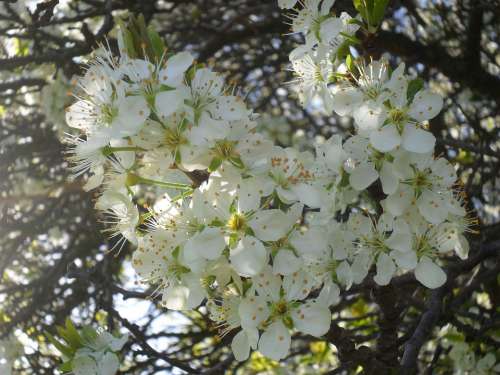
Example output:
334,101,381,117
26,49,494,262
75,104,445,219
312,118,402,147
289,0,335,45
383,153,460,224
290,49,338,109
95,191,139,248
259,147,325,208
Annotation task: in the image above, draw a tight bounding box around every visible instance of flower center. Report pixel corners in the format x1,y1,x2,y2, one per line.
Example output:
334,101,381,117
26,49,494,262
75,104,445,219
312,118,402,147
227,214,246,232
273,300,289,316
100,104,118,124
214,139,237,160
164,127,187,149
389,108,407,129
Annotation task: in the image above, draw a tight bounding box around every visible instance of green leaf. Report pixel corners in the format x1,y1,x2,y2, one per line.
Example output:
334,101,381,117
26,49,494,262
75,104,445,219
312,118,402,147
117,19,137,58
353,0,374,23
58,360,74,373
346,54,355,73
147,26,166,60
340,32,361,45
407,78,424,102
336,40,351,60
208,157,223,172
63,318,83,349
80,326,98,345
46,332,74,358
372,0,390,26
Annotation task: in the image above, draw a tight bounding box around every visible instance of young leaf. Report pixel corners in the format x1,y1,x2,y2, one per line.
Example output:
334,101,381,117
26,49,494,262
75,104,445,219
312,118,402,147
46,332,74,358
63,318,83,349
58,360,74,373
371,0,390,27
346,54,355,73
147,25,166,60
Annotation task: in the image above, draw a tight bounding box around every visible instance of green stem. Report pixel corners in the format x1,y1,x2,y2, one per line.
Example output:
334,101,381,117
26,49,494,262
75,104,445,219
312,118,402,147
127,173,192,190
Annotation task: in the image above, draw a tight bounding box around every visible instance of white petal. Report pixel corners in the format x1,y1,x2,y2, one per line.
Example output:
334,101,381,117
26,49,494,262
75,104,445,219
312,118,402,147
349,164,378,190
253,265,282,301
391,250,417,270
384,185,413,216
431,158,456,187
162,284,190,310
191,68,224,97
330,86,363,116
273,250,302,275
380,161,399,195
160,52,194,87
319,17,343,43
336,261,353,289
249,210,293,242
353,101,387,133
290,227,328,258
155,86,189,120
231,330,251,362
408,89,443,121
184,227,226,260
258,321,291,361
292,302,331,337
283,270,315,301
209,95,250,121
417,190,448,224
351,251,372,284
414,256,446,289
239,295,270,329
317,280,340,307
113,95,150,137
370,124,401,152
238,176,274,212
401,124,436,154
385,231,413,253
373,253,396,286
291,183,324,208
230,236,267,277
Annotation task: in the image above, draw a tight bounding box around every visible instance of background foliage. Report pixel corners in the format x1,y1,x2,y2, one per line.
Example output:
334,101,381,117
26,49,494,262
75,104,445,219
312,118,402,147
0,0,499,373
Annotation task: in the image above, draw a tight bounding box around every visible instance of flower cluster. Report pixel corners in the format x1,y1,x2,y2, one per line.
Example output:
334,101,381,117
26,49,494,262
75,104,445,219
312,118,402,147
65,2,473,362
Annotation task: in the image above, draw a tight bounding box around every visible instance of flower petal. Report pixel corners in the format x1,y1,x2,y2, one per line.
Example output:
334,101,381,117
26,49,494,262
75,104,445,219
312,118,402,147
373,253,396,286
258,321,291,361
370,124,401,152
349,164,378,191
408,89,443,121
292,302,331,337
401,124,436,154
184,227,226,260
231,330,250,362
415,256,446,289
230,236,267,277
